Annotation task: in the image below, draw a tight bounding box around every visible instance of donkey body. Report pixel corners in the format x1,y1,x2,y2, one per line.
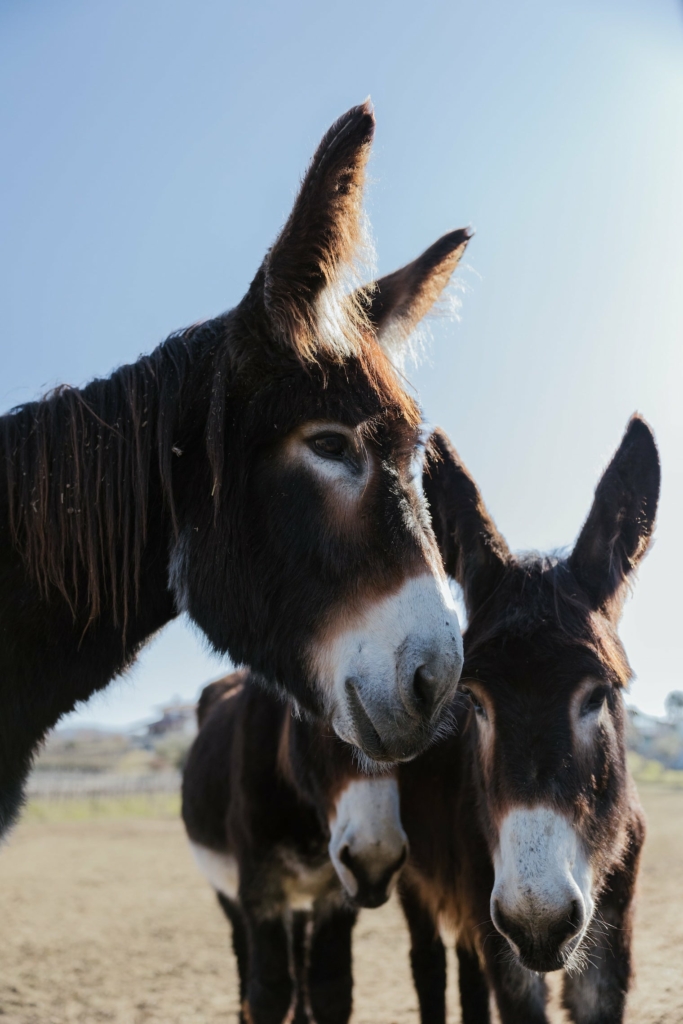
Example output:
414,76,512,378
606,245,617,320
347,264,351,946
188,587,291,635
397,417,660,1024
0,103,469,834
183,671,407,1024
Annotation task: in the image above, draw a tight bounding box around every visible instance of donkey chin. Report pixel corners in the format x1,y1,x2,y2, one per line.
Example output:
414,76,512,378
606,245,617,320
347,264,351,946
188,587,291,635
312,574,464,763
490,806,596,974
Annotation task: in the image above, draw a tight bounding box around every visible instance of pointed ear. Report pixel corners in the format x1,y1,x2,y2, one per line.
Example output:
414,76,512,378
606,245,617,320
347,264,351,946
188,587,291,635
261,102,375,362
569,415,660,620
364,228,471,350
423,428,511,616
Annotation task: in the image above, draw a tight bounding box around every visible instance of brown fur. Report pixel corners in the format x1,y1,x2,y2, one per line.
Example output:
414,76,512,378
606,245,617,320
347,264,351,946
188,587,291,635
396,417,660,1024
183,671,402,1024
0,100,471,836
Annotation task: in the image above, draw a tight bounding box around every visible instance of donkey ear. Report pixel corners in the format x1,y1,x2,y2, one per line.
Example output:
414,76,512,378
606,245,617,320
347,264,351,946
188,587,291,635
423,428,511,616
569,415,660,619
261,102,375,362
364,228,472,350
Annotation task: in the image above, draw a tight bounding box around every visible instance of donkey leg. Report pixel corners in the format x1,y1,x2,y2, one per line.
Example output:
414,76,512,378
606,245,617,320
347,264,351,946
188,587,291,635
217,893,250,1019
306,905,358,1024
243,913,294,1024
482,931,549,1024
456,943,491,1024
290,911,309,1024
399,883,447,1024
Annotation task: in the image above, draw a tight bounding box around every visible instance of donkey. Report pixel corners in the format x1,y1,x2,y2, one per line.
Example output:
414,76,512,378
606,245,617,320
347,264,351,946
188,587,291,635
182,670,408,1024
397,416,660,1024
0,102,469,834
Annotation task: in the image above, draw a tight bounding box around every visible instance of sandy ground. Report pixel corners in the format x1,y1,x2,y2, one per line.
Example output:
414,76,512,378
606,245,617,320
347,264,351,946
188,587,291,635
1,787,681,1024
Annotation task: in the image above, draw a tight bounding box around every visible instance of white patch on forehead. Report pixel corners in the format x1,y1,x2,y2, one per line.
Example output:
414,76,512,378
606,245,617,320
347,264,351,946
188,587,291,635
328,775,407,898
314,572,463,745
188,841,238,900
492,806,594,943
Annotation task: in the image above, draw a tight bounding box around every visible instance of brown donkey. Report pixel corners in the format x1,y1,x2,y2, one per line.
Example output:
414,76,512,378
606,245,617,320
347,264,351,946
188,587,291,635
398,416,660,1024
183,671,408,1024
0,103,469,834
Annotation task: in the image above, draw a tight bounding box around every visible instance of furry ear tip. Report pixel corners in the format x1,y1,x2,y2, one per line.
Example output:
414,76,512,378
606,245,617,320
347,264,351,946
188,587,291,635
420,227,472,271
625,412,656,447
425,427,457,465
622,415,660,483
440,226,473,251
339,100,376,141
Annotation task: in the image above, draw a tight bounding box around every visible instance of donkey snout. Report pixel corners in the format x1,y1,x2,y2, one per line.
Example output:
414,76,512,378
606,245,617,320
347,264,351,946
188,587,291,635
328,775,407,908
397,641,461,722
491,805,594,972
324,573,463,762
491,894,586,973
338,842,408,909
341,676,433,762
342,640,462,762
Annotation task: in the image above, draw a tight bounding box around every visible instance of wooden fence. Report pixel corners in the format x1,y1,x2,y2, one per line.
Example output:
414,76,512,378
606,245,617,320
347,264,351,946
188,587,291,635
26,770,182,800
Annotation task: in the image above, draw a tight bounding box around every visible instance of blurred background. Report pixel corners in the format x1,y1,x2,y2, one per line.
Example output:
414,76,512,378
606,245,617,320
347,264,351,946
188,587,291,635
1,0,682,734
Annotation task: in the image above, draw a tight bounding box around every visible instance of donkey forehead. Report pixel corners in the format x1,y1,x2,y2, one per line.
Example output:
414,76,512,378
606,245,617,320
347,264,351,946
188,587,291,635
236,343,421,436
465,640,609,699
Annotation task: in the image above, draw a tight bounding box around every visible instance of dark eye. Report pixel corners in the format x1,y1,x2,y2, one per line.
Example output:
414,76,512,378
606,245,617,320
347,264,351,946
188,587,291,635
581,686,610,717
311,430,358,466
311,433,348,460
460,686,488,720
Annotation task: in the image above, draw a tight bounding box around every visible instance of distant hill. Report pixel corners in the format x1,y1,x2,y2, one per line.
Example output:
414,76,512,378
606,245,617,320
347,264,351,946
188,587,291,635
33,699,199,775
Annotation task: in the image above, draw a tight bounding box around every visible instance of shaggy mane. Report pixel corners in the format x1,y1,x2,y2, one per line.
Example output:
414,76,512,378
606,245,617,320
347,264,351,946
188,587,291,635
2,320,220,635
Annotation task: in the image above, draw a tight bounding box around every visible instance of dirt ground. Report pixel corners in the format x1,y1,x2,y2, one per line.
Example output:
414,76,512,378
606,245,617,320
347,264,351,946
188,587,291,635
1,787,681,1024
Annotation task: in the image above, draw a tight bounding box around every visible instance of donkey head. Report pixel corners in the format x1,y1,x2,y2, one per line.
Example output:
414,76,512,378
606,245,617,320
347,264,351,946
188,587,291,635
328,773,408,908
286,713,408,908
172,104,468,762
424,417,660,973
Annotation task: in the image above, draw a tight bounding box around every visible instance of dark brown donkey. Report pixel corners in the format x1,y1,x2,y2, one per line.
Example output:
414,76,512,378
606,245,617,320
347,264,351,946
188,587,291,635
398,416,660,1024
183,671,408,1024
0,102,469,834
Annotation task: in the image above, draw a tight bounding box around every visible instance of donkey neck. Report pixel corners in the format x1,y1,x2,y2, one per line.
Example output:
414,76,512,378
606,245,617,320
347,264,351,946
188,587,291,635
0,324,225,832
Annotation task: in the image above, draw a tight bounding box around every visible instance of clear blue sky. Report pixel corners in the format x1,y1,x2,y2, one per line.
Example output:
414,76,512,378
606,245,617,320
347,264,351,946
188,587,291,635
2,0,682,726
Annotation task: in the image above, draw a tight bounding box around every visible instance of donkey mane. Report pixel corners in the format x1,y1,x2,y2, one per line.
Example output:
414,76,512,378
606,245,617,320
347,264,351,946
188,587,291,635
2,318,220,634
466,554,632,687
2,301,420,638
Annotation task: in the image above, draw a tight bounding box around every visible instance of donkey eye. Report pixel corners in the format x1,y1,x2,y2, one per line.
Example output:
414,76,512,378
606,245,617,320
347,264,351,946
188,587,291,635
461,686,488,720
311,434,349,460
581,686,610,717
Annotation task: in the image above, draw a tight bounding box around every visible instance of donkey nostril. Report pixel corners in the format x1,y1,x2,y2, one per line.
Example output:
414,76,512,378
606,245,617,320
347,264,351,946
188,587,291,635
557,905,585,942
412,665,435,713
492,899,510,935
394,845,408,873
545,900,584,950
339,844,353,869
568,899,581,930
